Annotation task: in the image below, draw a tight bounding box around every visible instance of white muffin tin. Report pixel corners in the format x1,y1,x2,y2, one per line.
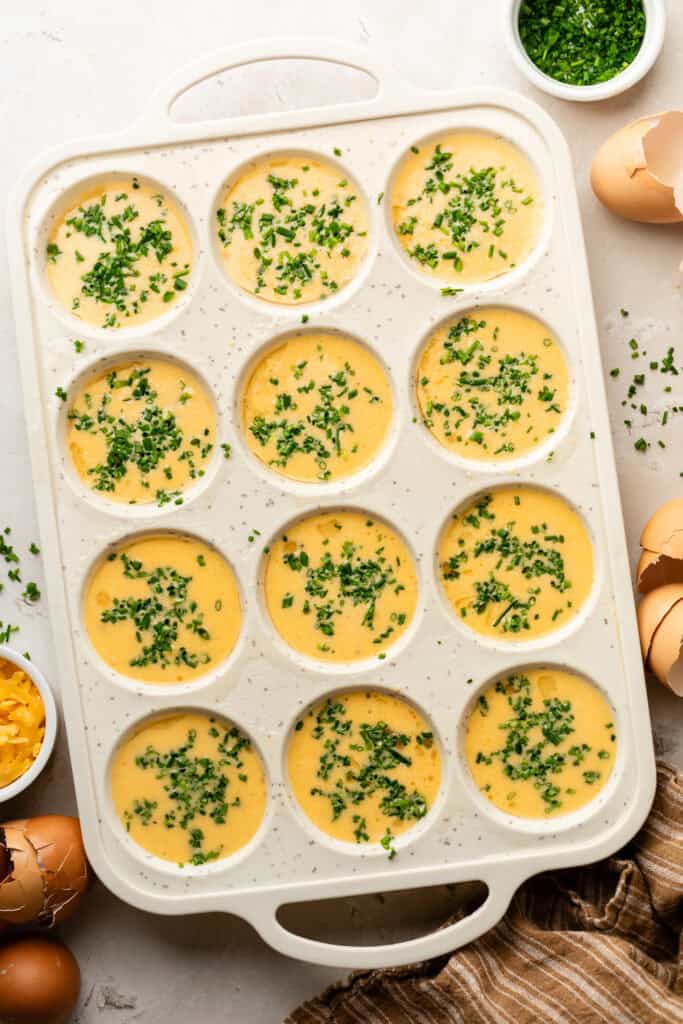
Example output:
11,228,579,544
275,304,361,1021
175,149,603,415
7,40,655,968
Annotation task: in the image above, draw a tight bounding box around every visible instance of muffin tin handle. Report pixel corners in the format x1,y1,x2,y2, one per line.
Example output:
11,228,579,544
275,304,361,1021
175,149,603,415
247,867,525,969
137,38,427,132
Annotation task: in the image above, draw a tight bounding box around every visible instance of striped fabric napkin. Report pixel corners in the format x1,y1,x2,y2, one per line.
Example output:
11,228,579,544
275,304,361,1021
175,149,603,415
286,762,682,1024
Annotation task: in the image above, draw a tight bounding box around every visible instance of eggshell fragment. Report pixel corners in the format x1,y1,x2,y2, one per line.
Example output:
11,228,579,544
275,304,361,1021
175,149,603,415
3,817,88,927
636,584,683,662
0,829,45,926
648,598,683,697
0,817,88,929
643,112,683,219
0,936,80,1024
640,496,683,558
637,550,683,593
637,498,683,593
591,112,683,224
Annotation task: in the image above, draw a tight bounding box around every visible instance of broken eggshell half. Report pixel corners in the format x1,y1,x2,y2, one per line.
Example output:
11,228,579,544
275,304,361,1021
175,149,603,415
0,816,88,928
636,582,683,697
591,111,683,224
637,497,683,593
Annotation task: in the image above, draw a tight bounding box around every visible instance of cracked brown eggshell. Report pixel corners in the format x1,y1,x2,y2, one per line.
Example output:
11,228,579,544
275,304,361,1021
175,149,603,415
637,550,683,593
0,817,88,929
637,497,683,593
0,829,45,927
648,598,683,697
591,112,683,224
636,583,683,696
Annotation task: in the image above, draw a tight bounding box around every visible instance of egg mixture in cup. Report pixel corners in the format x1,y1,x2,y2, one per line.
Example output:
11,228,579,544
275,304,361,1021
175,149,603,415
59,351,222,516
437,483,597,648
387,129,544,292
413,305,573,471
109,707,269,872
458,663,619,833
211,149,372,313
237,327,396,493
81,531,244,693
260,507,421,672
39,171,198,337
285,687,444,859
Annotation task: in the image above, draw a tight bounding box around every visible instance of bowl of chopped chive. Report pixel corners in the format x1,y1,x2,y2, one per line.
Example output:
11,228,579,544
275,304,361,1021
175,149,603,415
504,0,666,102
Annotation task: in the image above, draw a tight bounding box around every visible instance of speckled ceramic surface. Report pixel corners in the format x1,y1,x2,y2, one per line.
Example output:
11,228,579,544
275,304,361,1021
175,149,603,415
7,41,656,969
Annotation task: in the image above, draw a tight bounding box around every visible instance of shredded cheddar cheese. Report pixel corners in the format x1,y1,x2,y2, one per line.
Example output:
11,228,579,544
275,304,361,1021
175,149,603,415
0,658,45,787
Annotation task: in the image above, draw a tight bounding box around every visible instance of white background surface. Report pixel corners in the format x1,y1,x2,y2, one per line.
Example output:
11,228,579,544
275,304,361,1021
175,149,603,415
1,2,682,1021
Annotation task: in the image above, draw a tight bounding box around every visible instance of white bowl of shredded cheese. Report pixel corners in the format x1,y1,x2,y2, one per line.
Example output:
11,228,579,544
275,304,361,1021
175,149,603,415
0,647,57,801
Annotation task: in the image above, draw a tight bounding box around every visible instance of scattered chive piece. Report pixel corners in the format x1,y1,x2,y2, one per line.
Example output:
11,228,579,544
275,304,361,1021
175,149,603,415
22,582,41,603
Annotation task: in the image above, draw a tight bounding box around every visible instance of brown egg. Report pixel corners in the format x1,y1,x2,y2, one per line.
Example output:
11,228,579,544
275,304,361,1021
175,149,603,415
591,112,683,224
0,937,80,1024
649,600,683,697
637,497,683,593
0,817,88,928
636,584,683,695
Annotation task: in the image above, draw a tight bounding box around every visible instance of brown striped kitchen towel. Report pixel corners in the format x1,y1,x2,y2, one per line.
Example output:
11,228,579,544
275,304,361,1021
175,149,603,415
286,762,683,1024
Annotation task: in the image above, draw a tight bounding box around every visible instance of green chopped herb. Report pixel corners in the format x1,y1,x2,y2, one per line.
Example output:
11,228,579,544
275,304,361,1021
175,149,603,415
301,696,432,853
518,0,646,88
67,366,213,505
22,582,41,603
98,552,214,670
125,719,253,865
55,188,189,327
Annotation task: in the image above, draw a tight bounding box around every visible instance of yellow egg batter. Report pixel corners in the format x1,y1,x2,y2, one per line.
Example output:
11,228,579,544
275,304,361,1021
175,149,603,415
439,487,593,641
46,177,193,329
112,712,266,864
264,511,417,663
417,308,568,461
288,690,441,851
465,667,617,818
242,332,392,483
391,132,541,286
216,154,369,304
66,358,216,506
84,534,241,683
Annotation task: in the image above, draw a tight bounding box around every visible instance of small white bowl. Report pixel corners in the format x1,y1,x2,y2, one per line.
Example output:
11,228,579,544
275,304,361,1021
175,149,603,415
503,0,666,102
0,646,57,802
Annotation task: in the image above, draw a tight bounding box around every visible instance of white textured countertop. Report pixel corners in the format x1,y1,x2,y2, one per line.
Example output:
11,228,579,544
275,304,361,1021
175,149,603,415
1,2,682,1020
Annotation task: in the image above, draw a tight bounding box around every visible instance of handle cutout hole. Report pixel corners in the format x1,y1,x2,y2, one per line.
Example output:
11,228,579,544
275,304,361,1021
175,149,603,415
170,58,379,123
276,880,488,948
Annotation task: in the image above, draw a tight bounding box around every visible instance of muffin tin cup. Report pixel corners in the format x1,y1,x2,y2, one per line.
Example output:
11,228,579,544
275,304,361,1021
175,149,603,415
7,40,654,970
